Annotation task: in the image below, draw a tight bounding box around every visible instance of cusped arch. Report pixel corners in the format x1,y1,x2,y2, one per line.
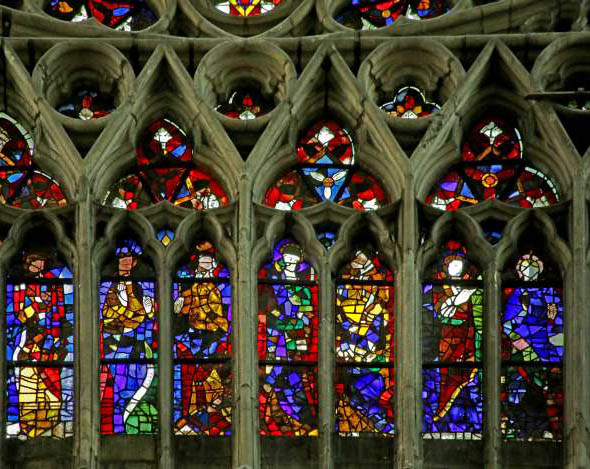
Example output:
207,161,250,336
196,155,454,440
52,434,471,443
1,211,77,271
328,211,397,276
418,210,493,276
167,212,237,273
497,210,571,277
95,210,162,273
253,211,325,274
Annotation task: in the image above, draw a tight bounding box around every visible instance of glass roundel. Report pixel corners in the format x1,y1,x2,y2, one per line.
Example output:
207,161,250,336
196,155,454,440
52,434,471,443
264,119,388,211
335,0,451,31
426,116,560,211
103,118,229,211
45,0,157,31
381,86,441,119
215,0,283,16
0,113,67,209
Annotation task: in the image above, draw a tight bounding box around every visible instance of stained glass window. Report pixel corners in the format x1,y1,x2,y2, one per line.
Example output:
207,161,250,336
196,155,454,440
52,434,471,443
215,90,272,120
173,241,232,436
99,239,158,435
335,0,451,30
501,249,563,440
422,240,483,439
381,86,441,119
426,116,560,211
57,88,115,121
0,112,67,209
6,246,74,440
215,0,283,16
103,118,229,210
335,247,395,435
258,239,319,436
265,120,388,212
45,0,157,31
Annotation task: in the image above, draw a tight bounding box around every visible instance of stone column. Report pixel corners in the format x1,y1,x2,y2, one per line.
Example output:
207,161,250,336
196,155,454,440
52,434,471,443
483,265,501,469
564,174,589,468
234,175,259,468
158,260,174,469
318,259,335,469
75,180,98,469
396,183,420,469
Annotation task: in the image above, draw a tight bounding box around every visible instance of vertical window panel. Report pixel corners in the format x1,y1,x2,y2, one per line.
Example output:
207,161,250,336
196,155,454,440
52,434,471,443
5,247,74,439
422,240,483,439
99,239,158,435
258,239,319,436
172,241,232,436
501,250,563,441
335,247,395,436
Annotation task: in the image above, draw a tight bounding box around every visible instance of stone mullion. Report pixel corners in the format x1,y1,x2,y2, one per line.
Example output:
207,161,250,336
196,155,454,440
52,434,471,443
564,174,588,468
75,185,98,469
158,261,173,469
318,260,334,469
396,182,420,469
483,265,501,469
234,176,259,468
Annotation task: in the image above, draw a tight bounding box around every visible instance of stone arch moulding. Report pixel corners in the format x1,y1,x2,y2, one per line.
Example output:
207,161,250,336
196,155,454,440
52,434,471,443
87,46,241,208
417,210,493,276
497,210,571,277
194,39,297,146
248,44,407,209
31,41,135,155
357,38,466,152
0,211,77,271
328,211,398,276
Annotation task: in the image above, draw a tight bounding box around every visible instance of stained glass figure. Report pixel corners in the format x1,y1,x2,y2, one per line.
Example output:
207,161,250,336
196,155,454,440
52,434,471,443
173,242,232,435
265,120,388,212
57,88,115,120
215,90,272,120
426,116,560,211
104,118,229,211
501,250,563,440
45,0,157,31
422,240,483,439
381,86,441,119
99,239,158,435
0,113,67,209
336,247,395,435
335,0,450,30
215,0,282,16
258,239,319,436
6,247,74,439
156,229,175,247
